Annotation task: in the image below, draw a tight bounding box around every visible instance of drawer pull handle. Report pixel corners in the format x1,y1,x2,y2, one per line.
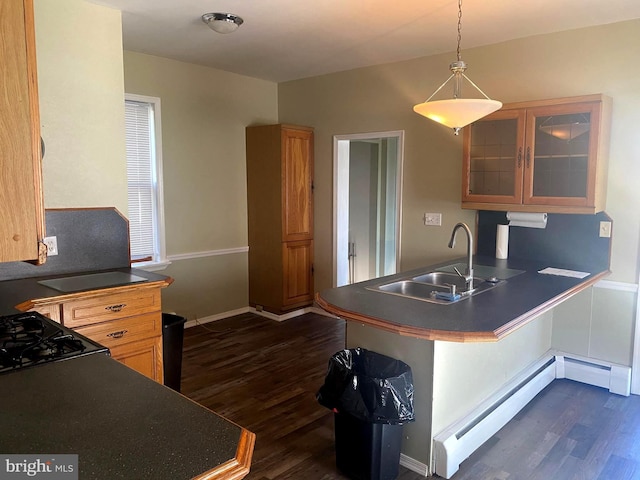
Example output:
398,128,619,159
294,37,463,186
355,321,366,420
105,304,126,312
107,330,128,339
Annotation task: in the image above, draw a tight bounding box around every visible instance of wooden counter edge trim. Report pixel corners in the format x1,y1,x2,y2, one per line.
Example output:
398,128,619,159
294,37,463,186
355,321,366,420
493,270,611,339
13,278,174,312
193,428,256,480
314,293,498,343
315,270,610,343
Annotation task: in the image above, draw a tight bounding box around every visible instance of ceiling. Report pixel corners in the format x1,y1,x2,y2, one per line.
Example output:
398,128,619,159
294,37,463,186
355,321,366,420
89,0,640,83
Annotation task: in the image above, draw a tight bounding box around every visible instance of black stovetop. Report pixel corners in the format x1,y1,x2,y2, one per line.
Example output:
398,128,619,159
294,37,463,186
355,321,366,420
0,311,109,374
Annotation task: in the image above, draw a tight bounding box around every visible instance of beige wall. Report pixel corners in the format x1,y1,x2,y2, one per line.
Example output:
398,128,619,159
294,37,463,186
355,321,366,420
280,19,640,291
552,285,637,365
123,51,278,318
280,20,640,365
432,312,553,436
34,0,128,214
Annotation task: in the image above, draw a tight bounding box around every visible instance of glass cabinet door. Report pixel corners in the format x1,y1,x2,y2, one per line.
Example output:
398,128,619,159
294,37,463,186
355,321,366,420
524,102,600,206
463,109,525,204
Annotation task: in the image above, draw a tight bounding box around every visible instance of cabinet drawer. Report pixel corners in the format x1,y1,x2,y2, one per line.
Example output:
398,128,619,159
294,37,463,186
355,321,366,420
62,288,161,327
74,312,161,349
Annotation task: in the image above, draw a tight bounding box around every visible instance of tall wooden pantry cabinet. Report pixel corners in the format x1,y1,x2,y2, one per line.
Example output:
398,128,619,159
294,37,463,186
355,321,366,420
246,124,314,314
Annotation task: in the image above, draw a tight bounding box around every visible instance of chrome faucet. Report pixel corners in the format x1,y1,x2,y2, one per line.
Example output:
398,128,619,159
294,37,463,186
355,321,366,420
448,222,474,291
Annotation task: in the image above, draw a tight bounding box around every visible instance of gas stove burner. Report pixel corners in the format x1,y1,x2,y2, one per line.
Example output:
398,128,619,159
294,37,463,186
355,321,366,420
0,311,109,374
33,346,57,358
6,324,25,335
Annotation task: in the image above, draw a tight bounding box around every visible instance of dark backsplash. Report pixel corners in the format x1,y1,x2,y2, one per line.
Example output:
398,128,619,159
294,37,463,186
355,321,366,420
477,211,612,272
0,208,130,281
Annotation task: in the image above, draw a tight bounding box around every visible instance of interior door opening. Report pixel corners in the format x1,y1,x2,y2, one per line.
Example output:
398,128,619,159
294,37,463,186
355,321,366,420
333,131,404,287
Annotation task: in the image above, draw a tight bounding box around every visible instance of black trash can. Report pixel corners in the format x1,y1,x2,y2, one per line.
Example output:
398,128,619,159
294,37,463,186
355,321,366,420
317,348,415,480
162,313,187,392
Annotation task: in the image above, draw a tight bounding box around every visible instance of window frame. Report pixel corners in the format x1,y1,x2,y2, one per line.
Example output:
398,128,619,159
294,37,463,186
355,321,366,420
124,93,169,271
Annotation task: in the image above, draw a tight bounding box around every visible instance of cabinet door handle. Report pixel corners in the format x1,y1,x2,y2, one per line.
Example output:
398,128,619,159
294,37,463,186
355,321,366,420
517,147,522,168
526,146,531,168
107,329,128,339
105,303,126,312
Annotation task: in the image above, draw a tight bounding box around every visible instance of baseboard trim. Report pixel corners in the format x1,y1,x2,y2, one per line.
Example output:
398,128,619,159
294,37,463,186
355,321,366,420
432,350,632,479
399,454,429,477
183,305,336,328
554,351,631,396
184,307,251,328
250,307,315,321
433,354,556,479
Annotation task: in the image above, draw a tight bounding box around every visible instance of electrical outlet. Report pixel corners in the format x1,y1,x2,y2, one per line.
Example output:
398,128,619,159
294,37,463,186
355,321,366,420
599,221,612,238
43,236,58,256
424,213,442,226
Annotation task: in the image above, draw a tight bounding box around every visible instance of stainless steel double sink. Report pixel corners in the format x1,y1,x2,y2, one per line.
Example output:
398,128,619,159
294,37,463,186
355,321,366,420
366,263,524,305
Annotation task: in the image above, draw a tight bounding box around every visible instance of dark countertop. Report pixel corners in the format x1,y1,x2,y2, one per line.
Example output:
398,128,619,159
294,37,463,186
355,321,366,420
316,255,610,342
0,354,254,479
0,267,172,316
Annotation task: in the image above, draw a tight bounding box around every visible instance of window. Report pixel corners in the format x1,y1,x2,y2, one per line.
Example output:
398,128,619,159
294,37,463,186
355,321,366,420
124,94,168,269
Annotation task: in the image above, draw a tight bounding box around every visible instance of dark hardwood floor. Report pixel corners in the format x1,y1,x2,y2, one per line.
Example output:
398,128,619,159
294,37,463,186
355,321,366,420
180,312,640,480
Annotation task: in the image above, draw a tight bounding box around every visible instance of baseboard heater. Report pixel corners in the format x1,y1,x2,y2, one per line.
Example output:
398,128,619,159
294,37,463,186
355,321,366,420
432,352,631,479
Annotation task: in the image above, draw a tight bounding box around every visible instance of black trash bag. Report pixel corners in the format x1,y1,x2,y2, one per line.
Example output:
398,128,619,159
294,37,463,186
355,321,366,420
316,348,415,425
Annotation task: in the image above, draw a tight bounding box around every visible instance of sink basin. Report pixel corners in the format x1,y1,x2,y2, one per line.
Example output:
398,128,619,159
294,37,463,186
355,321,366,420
436,263,525,280
412,272,484,290
367,267,505,305
372,280,457,304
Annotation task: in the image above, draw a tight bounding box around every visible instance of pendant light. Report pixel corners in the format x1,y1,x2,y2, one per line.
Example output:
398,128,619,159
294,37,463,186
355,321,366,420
413,0,502,135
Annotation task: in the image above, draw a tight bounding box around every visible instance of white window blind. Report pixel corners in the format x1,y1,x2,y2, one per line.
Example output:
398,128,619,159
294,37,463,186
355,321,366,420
125,97,165,264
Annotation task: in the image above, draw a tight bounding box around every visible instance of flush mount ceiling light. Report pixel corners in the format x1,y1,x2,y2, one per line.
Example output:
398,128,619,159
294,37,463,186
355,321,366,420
201,13,244,34
413,0,502,135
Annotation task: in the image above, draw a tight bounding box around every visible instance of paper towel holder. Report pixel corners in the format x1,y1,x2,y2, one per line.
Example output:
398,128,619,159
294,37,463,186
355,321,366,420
506,211,548,229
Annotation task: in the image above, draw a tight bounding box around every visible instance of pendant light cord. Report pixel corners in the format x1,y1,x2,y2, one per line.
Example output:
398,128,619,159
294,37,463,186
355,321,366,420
456,0,463,62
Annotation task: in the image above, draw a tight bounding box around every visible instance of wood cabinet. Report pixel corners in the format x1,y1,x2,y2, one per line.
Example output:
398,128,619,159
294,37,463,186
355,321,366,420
462,94,611,214
246,124,314,314
23,285,167,383
0,0,46,263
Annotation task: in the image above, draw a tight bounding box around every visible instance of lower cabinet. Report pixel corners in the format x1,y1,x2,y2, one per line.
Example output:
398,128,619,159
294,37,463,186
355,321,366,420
282,240,314,308
108,337,163,381
28,285,166,383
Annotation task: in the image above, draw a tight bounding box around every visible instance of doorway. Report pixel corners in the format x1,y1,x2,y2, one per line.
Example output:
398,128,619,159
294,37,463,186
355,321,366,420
333,131,404,287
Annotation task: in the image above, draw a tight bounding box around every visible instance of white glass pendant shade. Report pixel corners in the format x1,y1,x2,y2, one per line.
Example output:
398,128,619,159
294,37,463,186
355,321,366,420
413,98,502,130
412,0,502,134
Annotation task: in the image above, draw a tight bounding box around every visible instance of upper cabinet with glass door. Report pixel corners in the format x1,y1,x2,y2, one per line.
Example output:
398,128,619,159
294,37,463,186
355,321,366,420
462,94,611,214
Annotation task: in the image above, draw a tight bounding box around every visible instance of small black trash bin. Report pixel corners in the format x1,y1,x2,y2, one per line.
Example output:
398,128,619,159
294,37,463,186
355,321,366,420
317,348,415,480
162,313,187,392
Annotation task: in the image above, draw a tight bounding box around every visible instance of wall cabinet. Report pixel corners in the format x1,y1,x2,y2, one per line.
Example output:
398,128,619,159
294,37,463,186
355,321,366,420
246,124,314,314
25,285,166,383
0,0,46,263
462,94,611,214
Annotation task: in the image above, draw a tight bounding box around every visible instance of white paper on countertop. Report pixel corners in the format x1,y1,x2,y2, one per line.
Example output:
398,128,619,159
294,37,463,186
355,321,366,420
538,267,590,279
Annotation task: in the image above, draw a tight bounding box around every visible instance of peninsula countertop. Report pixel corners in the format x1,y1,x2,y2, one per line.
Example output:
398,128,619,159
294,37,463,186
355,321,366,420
316,255,610,342
0,353,254,479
